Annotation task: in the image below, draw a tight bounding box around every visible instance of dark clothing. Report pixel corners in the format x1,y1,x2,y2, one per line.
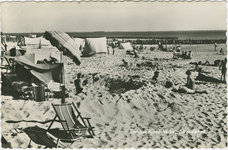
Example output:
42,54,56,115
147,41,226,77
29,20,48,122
112,42,116,48
186,77,194,90
221,61,226,74
74,79,83,94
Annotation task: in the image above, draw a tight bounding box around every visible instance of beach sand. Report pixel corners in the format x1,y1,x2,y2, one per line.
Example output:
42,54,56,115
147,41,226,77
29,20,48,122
1,42,227,148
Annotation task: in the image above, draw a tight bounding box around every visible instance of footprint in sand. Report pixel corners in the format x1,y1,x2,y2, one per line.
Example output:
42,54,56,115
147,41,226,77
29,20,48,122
5,108,11,113
23,111,30,118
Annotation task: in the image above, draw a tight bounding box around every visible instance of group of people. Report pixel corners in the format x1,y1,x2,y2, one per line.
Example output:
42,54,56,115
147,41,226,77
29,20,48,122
173,50,193,59
107,40,117,55
215,43,225,55
150,69,208,94
190,58,227,82
182,51,193,59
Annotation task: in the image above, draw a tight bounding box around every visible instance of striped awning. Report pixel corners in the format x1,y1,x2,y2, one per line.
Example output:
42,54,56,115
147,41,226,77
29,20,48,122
45,31,81,65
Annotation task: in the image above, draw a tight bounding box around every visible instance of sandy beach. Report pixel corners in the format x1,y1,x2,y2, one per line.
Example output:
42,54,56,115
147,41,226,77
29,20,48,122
1,42,227,148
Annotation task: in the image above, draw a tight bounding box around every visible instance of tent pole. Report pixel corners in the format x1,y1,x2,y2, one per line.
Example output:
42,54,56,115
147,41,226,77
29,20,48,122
61,52,65,104
33,53,35,64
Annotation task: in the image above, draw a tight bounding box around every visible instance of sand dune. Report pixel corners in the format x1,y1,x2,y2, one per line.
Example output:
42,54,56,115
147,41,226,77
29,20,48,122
1,43,227,148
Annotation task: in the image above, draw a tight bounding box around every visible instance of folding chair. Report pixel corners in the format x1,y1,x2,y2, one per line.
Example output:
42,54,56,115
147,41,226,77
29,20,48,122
47,102,95,142
23,126,68,148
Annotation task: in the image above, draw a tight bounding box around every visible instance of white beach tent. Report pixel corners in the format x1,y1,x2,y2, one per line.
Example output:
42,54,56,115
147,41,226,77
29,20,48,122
41,36,51,46
24,37,41,45
73,38,85,50
119,42,133,50
82,37,108,57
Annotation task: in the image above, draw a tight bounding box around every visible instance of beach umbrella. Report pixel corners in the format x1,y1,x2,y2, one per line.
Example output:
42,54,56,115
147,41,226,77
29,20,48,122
45,31,82,103
44,31,81,65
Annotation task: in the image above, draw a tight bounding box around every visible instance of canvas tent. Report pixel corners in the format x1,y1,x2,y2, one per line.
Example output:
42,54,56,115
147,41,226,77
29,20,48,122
41,37,51,46
73,38,85,51
82,37,108,57
15,54,64,84
24,37,41,45
119,42,133,50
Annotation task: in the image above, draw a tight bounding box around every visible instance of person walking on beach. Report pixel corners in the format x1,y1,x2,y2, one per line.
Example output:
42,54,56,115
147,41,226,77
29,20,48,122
214,42,217,51
111,39,116,55
220,58,227,82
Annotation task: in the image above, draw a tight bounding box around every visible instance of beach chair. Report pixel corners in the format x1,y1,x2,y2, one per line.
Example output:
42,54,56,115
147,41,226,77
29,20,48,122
23,126,68,148
47,102,95,142
1,56,16,73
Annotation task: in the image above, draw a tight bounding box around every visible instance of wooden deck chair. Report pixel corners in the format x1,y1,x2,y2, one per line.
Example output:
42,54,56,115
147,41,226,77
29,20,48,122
23,126,68,148
47,103,95,141
1,56,16,73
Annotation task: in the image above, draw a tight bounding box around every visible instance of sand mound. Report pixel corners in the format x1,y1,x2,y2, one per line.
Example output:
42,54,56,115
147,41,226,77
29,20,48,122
1,43,227,148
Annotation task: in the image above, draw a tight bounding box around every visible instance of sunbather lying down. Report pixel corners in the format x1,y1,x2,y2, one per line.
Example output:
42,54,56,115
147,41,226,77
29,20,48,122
165,81,208,94
190,59,221,66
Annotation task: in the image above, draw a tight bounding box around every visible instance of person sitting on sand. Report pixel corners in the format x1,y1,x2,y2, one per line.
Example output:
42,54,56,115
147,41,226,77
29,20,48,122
220,48,225,55
122,59,128,67
133,47,139,58
165,71,207,94
220,58,227,82
185,70,194,90
181,51,185,58
194,63,200,72
151,70,159,85
74,73,84,95
184,51,188,59
187,51,193,59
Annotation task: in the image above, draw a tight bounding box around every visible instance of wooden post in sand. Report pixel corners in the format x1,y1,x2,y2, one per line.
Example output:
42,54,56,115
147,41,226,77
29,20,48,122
32,53,35,64
60,52,65,104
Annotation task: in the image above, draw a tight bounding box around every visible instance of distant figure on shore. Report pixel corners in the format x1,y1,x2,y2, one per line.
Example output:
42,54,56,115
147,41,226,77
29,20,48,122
158,41,162,50
220,58,227,82
190,59,221,67
74,73,84,95
133,47,139,58
187,51,193,59
107,46,110,55
220,48,225,55
111,39,116,55
214,43,217,51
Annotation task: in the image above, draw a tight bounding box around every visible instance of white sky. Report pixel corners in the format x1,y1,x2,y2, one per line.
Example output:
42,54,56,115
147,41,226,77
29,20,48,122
1,1,227,33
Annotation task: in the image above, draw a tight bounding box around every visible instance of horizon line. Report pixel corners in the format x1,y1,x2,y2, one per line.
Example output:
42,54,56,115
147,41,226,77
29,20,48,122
2,29,226,34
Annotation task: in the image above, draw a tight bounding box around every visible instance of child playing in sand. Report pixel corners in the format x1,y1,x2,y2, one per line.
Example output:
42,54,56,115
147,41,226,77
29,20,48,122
151,70,159,85
74,73,84,95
